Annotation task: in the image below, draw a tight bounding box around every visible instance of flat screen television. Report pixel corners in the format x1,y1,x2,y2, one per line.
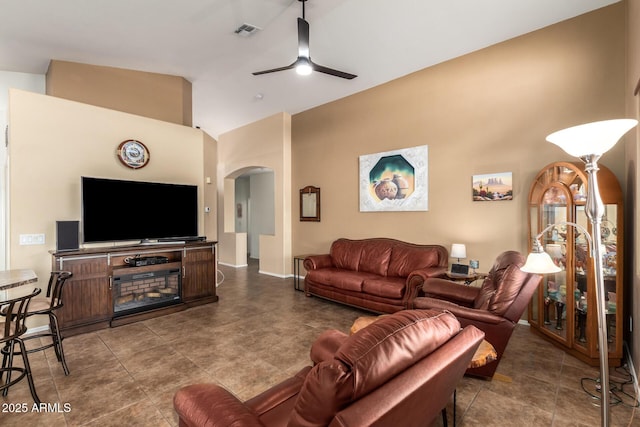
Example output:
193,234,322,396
81,176,198,244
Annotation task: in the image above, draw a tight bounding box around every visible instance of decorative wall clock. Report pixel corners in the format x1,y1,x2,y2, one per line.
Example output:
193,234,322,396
117,139,150,169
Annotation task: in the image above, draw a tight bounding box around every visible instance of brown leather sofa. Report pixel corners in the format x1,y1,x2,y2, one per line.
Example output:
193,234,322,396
304,238,448,313
174,309,485,427
412,250,541,379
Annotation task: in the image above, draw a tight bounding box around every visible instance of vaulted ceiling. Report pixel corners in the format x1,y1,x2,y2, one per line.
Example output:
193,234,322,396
0,0,620,138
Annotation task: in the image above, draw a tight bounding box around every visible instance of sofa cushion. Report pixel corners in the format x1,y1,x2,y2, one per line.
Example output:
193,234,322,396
307,269,378,293
473,277,496,310
473,251,526,313
288,310,460,427
358,243,392,276
361,277,405,299
330,239,365,271
488,264,528,315
387,245,440,277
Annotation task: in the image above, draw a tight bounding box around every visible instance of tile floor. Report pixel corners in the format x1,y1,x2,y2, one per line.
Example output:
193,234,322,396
1,259,639,426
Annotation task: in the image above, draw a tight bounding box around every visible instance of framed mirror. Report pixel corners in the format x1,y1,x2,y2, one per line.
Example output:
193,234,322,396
300,186,320,222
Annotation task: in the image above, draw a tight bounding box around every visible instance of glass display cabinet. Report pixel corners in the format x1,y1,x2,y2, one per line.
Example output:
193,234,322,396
528,162,623,366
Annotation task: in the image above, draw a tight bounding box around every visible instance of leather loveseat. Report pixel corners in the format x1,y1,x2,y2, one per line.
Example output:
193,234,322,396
174,309,485,427
303,238,448,313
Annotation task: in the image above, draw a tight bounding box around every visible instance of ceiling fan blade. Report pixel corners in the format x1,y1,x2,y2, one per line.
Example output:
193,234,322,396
253,2,356,79
311,62,358,80
297,17,310,58
252,62,295,76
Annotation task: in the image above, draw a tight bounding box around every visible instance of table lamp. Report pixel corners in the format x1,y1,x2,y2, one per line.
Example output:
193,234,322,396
450,243,468,274
522,118,637,427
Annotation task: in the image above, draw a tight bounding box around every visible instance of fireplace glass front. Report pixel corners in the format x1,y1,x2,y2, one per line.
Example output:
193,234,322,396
112,267,181,317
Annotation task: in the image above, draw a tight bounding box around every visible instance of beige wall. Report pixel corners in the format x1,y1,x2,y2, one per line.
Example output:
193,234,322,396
625,0,640,373
217,113,292,277
46,60,193,126
292,4,627,276
7,89,216,289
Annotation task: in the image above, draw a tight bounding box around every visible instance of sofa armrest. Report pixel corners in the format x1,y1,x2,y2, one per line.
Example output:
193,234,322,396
422,278,480,306
413,297,503,325
310,329,349,364
404,267,449,304
408,267,448,282
303,254,333,270
174,384,265,427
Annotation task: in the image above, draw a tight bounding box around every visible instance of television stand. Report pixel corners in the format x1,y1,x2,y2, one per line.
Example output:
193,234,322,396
51,241,218,336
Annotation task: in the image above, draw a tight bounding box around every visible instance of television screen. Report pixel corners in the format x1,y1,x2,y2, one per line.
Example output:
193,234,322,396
82,176,198,243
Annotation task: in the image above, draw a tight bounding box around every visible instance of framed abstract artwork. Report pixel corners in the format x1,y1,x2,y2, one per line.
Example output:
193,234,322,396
359,145,428,212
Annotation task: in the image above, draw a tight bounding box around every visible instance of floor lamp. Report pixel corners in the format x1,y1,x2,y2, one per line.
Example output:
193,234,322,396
521,119,637,427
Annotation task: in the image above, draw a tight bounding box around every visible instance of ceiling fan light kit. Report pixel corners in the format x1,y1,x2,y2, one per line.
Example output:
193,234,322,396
253,0,357,80
295,58,313,75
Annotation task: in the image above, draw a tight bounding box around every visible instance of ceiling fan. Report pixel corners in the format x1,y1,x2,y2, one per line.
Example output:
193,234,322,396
252,0,357,80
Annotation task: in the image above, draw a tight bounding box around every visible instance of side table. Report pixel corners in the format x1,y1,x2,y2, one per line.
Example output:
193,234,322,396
293,254,312,291
445,271,487,285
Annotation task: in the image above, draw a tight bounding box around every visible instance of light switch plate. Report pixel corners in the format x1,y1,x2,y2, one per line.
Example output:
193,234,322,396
19,234,45,245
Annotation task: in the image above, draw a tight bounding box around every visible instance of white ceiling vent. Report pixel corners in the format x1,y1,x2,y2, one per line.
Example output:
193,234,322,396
234,23,261,37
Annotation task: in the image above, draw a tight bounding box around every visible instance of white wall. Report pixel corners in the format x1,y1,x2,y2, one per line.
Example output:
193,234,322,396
8,90,211,285
249,171,275,259
0,72,45,271
235,176,249,233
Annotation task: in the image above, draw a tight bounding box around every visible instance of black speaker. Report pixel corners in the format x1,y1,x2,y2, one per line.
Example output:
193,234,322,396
56,221,79,251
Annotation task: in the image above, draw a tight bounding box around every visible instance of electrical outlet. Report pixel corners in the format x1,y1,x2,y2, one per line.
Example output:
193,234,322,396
19,233,45,245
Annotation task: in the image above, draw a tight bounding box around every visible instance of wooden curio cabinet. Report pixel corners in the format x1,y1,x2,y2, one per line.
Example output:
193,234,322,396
528,162,623,366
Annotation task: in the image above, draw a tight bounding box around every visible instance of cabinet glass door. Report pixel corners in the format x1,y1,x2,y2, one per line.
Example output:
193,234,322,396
529,206,539,326
602,204,618,354
574,205,589,350
541,186,569,344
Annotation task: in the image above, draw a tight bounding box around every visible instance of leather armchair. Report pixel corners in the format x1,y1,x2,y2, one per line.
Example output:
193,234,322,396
174,309,485,427
411,251,541,379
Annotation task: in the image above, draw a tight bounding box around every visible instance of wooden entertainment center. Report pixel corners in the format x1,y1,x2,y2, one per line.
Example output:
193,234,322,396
51,241,218,337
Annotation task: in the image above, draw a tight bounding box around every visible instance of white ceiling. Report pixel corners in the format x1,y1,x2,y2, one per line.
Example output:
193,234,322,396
0,0,619,138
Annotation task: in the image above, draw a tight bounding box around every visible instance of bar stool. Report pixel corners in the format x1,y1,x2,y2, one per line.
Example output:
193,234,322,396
0,287,42,404
19,271,72,375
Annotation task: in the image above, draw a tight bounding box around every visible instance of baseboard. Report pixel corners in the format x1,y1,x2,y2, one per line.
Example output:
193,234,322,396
258,270,287,279
218,261,248,268
518,319,530,326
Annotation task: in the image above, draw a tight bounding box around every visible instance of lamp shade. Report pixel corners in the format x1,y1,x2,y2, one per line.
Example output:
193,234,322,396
546,119,637,157
450,243,466,259
520,251,562,274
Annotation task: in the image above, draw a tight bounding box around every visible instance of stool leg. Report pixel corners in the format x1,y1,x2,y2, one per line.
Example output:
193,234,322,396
16,338,40,405
0,343,9,384
453,388,457,427
50,313,69,376
2,341,15,397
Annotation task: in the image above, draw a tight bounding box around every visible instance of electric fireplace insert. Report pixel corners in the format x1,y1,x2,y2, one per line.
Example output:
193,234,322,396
112,267,181,317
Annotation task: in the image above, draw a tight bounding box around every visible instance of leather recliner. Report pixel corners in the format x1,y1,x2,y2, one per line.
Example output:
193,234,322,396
411,250,542,379
174,309,485,427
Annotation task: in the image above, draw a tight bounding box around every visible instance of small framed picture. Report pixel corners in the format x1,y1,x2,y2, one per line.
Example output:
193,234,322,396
472,172,513,201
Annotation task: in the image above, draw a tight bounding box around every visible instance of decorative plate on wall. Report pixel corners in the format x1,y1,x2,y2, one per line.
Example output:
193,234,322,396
117,139,150,169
